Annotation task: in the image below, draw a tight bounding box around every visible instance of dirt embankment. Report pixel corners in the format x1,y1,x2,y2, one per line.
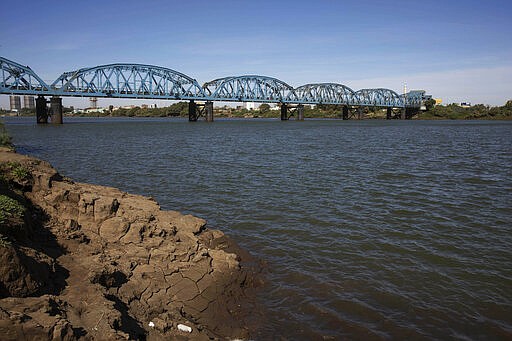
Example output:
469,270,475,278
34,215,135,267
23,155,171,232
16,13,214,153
0,148,262,340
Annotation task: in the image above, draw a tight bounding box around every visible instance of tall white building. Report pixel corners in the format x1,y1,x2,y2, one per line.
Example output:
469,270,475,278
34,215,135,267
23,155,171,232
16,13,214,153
23,96,35,109
9,95,21,112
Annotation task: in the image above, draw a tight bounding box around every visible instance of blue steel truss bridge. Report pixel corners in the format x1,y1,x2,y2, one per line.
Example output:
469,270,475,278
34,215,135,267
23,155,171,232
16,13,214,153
1,56,430,123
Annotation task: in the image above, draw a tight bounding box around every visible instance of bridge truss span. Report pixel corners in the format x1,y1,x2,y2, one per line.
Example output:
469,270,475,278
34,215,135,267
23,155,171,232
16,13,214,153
51,63,206,99
354,88,404,108
203,75,298,103
294,83,356,105
0,57,52,94
0,56,432,123
404,90,426,107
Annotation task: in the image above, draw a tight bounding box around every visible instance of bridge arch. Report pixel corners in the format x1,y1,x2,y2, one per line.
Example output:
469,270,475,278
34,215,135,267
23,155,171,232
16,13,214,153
0,57,51,94
203,75,297,102
404,90,426,107
294,83,356,105
51,63,205,99
354,88,404,107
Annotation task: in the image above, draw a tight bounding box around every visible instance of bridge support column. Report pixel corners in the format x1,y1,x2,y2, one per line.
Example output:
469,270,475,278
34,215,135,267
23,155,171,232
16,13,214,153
342,106,349,120
188,100,198,122
357,107,364,120
205,101,214,122
405,108,419,119
296,104,304,121
386,108,392,120
50,97,63,124
401,108,406,120
280,104,288,121
36,95,48,124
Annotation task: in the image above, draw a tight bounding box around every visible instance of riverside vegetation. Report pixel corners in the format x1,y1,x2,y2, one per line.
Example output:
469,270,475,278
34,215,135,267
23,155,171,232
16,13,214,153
3,99,512,120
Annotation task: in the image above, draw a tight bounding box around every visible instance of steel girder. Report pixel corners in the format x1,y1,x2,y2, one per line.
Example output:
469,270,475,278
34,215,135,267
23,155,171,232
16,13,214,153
0,57,51,95
51,64,206,99
203,75,297,103
294,83,356,105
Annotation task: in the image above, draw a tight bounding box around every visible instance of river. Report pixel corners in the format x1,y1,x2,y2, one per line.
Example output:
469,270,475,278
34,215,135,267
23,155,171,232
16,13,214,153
4,116,512,340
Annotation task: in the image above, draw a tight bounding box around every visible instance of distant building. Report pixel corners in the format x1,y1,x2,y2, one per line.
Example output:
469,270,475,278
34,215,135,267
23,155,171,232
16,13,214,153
9,95,21,112
23,96,35,109
460,102,471,108
245,102,256,110
85,107,107,114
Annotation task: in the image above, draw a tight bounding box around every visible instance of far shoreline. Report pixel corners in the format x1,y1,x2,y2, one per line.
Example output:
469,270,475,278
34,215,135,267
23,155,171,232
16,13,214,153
2,114,512,121
2,99,512,121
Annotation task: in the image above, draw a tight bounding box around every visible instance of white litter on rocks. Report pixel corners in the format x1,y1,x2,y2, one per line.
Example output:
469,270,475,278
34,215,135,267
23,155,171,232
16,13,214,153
148,321,155,328
177,323,192,333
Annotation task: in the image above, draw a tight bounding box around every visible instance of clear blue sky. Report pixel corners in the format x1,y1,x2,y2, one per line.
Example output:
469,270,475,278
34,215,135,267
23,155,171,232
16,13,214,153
1,0,511,107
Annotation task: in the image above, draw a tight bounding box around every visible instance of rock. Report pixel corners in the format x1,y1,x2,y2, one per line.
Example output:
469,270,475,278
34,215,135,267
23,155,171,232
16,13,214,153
0,149,261,340
94,197,119,222
99,217,130,242
0,245,56,298
151,317,169,332
177,323,192,333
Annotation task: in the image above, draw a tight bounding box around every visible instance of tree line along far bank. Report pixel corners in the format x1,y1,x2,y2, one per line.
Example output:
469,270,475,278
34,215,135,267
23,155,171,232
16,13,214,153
2,100,512,120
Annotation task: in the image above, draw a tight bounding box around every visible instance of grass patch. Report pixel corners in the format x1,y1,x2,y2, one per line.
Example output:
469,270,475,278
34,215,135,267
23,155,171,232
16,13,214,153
1,161,31,184
0,233,11,247
0,121,13,148
0,131,11,147
8,162,30,182
0,194,26,225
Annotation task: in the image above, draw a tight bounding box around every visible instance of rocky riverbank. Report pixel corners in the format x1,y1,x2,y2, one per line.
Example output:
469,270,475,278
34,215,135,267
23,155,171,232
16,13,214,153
0,147,261,340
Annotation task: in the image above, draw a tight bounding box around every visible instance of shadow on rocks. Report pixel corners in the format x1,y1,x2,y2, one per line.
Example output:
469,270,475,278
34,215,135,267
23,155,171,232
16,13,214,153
105,294,147,340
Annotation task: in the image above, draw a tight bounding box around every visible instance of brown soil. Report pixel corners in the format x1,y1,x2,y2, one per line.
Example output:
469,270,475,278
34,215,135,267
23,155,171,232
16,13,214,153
0,148,263,340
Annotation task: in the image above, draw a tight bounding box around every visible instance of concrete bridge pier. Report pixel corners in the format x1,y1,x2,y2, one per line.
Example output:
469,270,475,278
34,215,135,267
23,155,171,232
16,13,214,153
188,100,198,122
205,101,214,122
401,107,406,120
342,106,349,120
296,104,304,121
280,104,288,121
386,107,392,120
405,108,419,119
36,95,48,124
50,97,63,124
357,107,364,120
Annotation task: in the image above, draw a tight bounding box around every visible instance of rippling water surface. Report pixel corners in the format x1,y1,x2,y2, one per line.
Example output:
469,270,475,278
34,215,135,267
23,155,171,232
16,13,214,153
4,117,512,340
